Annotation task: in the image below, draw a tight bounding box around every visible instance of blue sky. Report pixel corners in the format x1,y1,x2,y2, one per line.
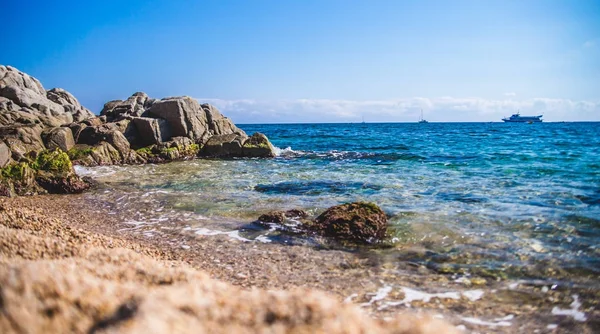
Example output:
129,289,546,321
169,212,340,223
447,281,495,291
2,0,599,122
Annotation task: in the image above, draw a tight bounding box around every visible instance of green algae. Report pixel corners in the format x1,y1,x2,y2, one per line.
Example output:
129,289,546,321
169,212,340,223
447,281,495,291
67,147,94,161
33,149,72,173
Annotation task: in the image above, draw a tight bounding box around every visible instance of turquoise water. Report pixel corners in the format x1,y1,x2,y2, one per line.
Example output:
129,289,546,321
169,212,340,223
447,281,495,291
79,122,600,283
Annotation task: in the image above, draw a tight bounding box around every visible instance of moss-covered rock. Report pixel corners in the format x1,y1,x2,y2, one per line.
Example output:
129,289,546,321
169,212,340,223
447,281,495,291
0,148,92,196
67,145,94,161
254,202,388,245
242,132,276,157
32,149,72,174
312,202,388,244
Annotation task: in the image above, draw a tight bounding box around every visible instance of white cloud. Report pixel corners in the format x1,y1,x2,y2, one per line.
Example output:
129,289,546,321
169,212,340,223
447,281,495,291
504,92,517,97
199,97,600,123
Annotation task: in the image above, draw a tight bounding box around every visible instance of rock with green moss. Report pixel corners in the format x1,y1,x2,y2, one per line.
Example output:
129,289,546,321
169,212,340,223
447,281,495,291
32,149,72,173
312,202,388,244
0,148,92,196
199,133,244,157
254,202,388,244
242,133,276,157
1,162,43,196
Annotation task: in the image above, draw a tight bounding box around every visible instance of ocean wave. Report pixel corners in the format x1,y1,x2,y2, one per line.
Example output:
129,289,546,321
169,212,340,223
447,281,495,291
74,165,120,178
274,147,425,163
273,146,307,157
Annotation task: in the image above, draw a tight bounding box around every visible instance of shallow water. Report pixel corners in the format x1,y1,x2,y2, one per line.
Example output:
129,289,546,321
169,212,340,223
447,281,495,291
78,122,599,280
77,122,600,329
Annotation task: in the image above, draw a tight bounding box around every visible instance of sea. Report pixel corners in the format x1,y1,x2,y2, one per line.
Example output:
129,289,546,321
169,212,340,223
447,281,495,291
76,122,600,328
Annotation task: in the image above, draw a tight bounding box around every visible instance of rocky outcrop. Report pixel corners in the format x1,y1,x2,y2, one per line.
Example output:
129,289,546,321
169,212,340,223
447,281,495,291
0,65,277,195
86,92,276,163
0,149,92,196
0,65,95,127
256,202,388,244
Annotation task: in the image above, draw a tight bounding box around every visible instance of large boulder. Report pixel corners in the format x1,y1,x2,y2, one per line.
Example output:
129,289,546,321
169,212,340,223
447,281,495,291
147,96,209,142
201,103,244,136
0,65,94,127
0,124,45,161
100,92,155,121
242,132,276,157
199,133,245,157
0,149,92,196
312,202,388,244
42,127,75,152
0,141,12,168
132,117,171,146
77,125,130,158
46,88,95,122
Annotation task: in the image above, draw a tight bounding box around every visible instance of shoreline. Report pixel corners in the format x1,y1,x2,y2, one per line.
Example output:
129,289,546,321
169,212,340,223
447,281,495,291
0,195,457,334
3,194,598,333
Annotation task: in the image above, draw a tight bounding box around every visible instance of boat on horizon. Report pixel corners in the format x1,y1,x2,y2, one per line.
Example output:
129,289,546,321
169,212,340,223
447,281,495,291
418,109,428,123
502,112,543,123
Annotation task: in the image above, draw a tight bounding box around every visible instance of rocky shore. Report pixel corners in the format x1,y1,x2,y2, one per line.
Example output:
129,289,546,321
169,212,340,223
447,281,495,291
0,196,457,333
0,65,275,196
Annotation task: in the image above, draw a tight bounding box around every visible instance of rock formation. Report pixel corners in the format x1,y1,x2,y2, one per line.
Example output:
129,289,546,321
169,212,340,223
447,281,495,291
0,65,277,196
256,202,388,244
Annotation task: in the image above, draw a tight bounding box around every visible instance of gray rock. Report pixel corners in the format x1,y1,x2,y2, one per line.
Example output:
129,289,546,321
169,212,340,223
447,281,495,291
42,127,75,152
100,92,149,121
77,125,130,158
201,104,245,137
89,142,122,165
0,125,45,161
147,97,209,142
242,132,276,158
0,141,11,168
46,88,94,122
199,133,246,157
0,65,93,127
132,117,171,146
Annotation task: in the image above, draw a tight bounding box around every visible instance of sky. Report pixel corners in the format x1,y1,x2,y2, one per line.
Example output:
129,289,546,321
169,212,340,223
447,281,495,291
2,0,599,123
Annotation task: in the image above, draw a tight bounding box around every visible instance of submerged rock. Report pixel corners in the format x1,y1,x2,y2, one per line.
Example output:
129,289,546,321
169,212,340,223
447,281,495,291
258,209,309,224
255,202,388,244
313,202,388,244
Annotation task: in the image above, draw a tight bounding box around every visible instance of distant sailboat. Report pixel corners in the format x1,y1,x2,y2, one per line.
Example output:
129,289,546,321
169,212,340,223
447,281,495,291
418,109,428,123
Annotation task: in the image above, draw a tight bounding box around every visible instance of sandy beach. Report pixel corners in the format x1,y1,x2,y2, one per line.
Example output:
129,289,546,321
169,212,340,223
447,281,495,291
1,194,460,333
2,193,598,333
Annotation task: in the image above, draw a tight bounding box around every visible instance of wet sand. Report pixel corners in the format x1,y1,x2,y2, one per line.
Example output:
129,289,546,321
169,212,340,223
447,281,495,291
2,194,598,333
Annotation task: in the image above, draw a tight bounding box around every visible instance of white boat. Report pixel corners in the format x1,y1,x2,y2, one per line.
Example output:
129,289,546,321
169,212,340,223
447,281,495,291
418,109,428,123
502,112,543,123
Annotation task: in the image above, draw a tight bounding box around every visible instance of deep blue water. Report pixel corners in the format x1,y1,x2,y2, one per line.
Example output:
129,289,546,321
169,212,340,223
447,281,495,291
80,122,600,282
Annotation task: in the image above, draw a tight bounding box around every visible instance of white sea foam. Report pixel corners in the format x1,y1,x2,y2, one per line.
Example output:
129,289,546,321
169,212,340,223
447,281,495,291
361,286,393,306
462,289,485,301
551,294,587,322
461,316,512,327
74,165,119,177
362,285,486,310
273,146,294,156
